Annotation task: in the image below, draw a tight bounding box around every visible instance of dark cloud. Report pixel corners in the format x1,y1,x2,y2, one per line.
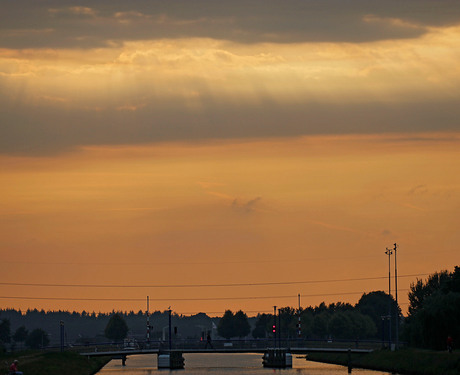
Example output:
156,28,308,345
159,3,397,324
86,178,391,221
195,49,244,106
408,185,428,196
2,95,460,155
2,1,460,155
2,1,460,48
381,229,392,237
232,197,262,214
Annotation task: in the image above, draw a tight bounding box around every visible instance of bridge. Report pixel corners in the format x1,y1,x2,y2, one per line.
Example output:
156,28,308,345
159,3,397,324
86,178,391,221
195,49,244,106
81,347,373,357
80,340,374,369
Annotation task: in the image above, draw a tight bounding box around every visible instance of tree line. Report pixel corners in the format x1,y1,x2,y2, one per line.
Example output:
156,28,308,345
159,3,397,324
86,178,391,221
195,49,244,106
248,291,398,342
217,266,460,350
404,266,460,349
0,309,218,348
0,292,397,349
1,266,458,351
0,319,49,350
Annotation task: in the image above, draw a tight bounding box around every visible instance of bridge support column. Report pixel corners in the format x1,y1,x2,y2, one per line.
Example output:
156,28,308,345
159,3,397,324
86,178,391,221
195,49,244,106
347,348,352,373
263,348,292,368
158,351,185,369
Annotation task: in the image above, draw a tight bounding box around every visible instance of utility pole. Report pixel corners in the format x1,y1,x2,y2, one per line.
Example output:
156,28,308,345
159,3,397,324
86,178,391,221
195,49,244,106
146,296,150,347
385,247,393,348
298,293,301,338
394,243,399,350
60,320,64,352
273,305,277,348
278,308,281,349
168,307,172,351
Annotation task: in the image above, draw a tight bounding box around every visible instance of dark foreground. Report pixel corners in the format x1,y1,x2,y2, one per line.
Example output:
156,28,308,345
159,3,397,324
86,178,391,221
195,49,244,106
1,351,110,375
307,348,460,375
2,348,459,375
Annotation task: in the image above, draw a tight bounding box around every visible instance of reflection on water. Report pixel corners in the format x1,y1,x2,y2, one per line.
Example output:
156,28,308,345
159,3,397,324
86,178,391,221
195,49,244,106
97,353,397,375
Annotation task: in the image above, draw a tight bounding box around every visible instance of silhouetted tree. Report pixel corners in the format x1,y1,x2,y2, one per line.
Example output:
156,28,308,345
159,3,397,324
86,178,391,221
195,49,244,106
329,311,351,339
408,270,451,315
104,313,128,341
13,326,28,348
233,310,250,338
278,307,298,338
300,309,313,337
329,310,376,339
0,319,11,345
312,312,329,339
252,313,271,338
356,291,399,340
26,328,49,349
411,292,460,349
328,302,354,313
405,267,460,349
217,310,234,339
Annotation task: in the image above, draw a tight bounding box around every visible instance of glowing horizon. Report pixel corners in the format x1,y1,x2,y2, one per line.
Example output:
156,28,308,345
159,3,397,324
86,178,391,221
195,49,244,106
2,134,459,315
1,1,459,317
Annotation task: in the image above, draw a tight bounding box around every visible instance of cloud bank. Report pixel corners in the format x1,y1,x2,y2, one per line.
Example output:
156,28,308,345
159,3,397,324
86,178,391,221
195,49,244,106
2,0,460,48
1,1,460,155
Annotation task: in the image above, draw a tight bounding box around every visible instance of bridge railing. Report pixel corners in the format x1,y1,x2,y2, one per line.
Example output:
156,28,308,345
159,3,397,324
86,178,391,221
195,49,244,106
153,337,392,351
58,337,404,354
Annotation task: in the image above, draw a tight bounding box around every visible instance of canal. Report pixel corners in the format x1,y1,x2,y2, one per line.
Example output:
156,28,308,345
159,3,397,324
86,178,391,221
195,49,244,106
97,353,400,374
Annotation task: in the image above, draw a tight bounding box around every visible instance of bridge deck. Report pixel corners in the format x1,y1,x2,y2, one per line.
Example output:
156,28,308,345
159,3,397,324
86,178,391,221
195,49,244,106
81,347,372,357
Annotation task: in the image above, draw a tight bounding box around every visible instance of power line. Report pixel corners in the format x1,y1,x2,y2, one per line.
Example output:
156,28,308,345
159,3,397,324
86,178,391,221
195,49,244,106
0,254,390,266
0,289,410,302
0,273,427,289
0,295,294,302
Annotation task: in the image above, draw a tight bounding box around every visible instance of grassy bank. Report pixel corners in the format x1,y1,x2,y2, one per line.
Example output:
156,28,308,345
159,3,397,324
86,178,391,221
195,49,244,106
307,348,460,375
1,351,110,375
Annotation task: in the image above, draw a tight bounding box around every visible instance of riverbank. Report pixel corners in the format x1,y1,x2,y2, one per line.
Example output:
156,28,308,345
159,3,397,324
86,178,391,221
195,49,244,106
306,348,460,375
1,351,110,375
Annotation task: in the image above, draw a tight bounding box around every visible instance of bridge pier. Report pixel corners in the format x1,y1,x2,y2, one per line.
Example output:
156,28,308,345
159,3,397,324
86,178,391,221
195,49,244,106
80,344,373,370
111,354,128,366
262,348,292,368
158,351,185,369
347,348,352,373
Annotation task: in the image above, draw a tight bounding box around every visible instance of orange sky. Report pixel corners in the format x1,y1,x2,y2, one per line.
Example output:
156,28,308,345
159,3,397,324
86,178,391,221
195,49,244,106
1,134,459,315
1,1,460,316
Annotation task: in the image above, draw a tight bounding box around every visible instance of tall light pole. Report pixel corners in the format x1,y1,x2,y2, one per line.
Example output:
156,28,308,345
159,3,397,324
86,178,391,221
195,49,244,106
168,307,172,351
298,293,301,338
278,308,282,349
394,243,398,350
385,247,393,348
146,296,150,347
273,305,277,348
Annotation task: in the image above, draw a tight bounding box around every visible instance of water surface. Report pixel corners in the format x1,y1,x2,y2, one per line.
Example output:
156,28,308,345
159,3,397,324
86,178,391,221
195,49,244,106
98,353,398,375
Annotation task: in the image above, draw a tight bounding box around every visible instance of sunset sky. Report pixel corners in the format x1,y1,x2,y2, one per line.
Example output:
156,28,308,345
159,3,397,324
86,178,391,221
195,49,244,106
1,0,459,317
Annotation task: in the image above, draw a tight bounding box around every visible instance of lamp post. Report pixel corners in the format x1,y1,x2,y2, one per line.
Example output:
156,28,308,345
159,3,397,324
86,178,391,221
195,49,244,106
385,247,393,348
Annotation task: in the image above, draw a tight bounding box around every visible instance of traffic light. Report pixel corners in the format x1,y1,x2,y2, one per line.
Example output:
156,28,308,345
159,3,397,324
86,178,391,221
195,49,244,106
272,324,276,333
